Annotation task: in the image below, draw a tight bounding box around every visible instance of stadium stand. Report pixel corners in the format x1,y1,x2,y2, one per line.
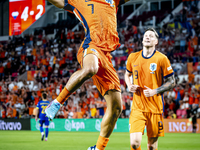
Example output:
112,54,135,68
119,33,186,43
0,0,200,121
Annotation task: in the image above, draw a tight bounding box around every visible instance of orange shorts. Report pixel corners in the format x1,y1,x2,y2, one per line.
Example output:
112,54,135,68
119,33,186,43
129,110,164,137
77,44,121,96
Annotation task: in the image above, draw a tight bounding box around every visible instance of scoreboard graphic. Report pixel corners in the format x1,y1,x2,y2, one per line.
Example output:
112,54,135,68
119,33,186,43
9,0,45,36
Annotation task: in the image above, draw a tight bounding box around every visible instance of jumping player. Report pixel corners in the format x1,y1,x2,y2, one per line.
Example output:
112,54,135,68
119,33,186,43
45,0,130,149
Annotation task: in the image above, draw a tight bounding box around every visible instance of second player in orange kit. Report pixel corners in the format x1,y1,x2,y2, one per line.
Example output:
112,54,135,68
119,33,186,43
125,28,176,150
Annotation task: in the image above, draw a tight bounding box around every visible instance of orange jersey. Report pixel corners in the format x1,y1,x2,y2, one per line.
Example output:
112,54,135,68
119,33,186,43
64,0,121,51
126,50,174,114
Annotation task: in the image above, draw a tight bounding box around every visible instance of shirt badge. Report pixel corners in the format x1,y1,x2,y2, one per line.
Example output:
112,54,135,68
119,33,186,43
150,63,157,74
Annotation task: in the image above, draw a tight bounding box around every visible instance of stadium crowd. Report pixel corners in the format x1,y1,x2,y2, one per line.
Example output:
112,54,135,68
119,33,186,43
0,2,200,120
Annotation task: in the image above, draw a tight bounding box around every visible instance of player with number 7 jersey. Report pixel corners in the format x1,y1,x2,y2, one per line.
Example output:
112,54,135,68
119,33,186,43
65,0,125,97
64,0,121,52
45,0,130,150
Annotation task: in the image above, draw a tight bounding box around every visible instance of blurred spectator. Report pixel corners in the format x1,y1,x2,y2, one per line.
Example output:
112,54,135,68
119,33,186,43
176,100,187,119
14,100,22,118
180,33,187,52
0,62,4,80
182,91,190,109
190,104,198,133
167,110,177,119
21,112,30,119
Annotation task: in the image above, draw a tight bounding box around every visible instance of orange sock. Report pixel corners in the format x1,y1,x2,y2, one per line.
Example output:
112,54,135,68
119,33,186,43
130,145,142,150
96,135,109,150
56,87,71,104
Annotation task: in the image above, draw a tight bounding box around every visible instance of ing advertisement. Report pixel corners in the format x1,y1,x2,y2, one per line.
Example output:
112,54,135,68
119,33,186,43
9,0,45,36
164,119,200,133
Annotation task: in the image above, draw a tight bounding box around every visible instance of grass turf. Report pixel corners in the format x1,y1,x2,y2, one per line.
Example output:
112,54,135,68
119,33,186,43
0,131,200,150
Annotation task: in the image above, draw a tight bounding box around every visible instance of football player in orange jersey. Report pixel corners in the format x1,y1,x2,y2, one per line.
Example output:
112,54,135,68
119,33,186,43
45,0,130,150
125,28,176,150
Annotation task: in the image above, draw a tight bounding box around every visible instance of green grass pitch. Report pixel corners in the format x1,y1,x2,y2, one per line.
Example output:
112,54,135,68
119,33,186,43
0,131,200,150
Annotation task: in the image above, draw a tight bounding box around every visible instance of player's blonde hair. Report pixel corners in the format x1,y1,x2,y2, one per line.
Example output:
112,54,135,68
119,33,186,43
145,28,159,39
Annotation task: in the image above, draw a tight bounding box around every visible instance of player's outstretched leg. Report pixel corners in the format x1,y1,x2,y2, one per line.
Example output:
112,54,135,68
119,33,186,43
45,54,99,120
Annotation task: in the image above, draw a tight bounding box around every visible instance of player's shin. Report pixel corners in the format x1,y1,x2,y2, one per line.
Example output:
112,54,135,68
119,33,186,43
147,137,158,150
40,126,44,141
45,127,49,138
40,126,44,134
95,110,118,149
96,91,122,150
57,64,98,104
56,87,71,104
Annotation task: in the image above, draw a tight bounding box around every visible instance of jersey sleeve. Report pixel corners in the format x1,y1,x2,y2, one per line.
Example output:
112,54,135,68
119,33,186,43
126,54,133,73
161,56,174,79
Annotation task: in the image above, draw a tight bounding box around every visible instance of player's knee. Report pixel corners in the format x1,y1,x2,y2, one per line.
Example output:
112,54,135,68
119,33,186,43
117,103,123,114
131,140,140,149
83,67,98,78
113,103,122,118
